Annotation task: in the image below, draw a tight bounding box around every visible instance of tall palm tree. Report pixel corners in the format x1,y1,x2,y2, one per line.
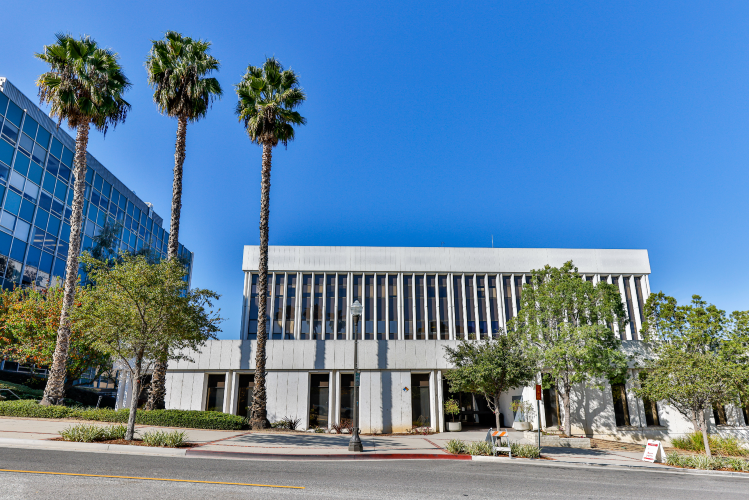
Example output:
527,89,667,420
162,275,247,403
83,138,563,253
235,58,306,429
36,33,131,406
144,32,222,410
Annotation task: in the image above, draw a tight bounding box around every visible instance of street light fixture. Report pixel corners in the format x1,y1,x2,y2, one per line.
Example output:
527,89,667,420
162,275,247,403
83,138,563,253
349,299,363,452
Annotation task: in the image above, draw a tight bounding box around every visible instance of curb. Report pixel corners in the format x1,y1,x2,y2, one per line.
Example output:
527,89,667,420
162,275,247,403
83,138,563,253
0,438,187,457
185,449,472,461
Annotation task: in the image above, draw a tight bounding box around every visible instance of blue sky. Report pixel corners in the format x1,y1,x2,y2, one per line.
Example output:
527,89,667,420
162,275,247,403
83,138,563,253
2,1,748,338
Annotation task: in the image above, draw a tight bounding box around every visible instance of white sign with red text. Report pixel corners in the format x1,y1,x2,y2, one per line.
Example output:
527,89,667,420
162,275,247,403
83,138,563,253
642,440,664,463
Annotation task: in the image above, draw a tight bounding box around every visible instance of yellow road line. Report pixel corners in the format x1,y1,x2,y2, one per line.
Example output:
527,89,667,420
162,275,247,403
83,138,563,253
0,468,304,489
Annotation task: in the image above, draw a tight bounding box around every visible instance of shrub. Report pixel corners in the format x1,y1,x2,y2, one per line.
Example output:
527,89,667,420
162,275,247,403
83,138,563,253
666,452,749,472
509,443,541,458
670,432,749,457
59,424,127,442
465,441,493,456
446,439,466,454
0,400,247,430
142,430,187,448
271,416,301,430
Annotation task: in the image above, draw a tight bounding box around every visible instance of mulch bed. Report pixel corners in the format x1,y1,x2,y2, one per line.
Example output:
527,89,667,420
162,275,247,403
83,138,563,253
51,437,198,448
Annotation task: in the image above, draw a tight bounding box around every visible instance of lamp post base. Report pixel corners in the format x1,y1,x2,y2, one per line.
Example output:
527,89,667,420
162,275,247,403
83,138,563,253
348,428,363,452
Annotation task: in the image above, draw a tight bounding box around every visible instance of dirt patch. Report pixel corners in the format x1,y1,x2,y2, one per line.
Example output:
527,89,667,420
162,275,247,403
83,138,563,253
51,437,198,448
589,438,646,452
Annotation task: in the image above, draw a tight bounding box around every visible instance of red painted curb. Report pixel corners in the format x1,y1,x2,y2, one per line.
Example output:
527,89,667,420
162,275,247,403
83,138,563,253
185,449,472,461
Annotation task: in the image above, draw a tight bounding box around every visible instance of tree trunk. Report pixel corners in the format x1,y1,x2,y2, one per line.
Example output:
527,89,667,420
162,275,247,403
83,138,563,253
41,122,90,406
561,378,572,437
146,116,188,411
494,394,501,430
250,142,272,430
698,408,711,457
126,367,141,441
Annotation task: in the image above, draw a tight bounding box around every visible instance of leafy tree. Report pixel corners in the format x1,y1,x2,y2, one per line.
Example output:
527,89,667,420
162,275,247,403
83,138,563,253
511,261,629,437
635,293,744,456
35,33,131,405
234,57,306,429
145,31,221,410
1,286,110,389
443,332,538,429
77,254,221,440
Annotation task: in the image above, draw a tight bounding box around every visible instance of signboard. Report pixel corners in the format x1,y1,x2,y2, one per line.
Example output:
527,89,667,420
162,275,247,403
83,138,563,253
354,372,360,387
536,384,542,400
642,440,664,463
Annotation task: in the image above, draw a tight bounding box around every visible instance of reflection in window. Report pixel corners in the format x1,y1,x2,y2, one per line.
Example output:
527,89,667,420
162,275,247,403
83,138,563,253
438,276,449,339
622,276,638,340
337,274,347,339
300,274,312,339
364,275,374,340
488,276,500,338
453,275,464,338
415,275,425,340
285,274,296,339
477,276,487,339
503,275,513,321
465,275,476,340
247,274,258,340
427,275,437,340
313,274,324,339
388,275,398,339
326,274,335,340
272,274,284,339
403,275,413,340
376,275,385,339
352,275,362,339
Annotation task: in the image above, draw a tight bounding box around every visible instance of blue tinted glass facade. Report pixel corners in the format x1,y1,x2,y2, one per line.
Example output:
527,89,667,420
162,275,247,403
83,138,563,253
0,78,193,289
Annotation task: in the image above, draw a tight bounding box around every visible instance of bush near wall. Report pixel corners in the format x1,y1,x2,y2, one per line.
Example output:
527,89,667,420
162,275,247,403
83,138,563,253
0,400,247,430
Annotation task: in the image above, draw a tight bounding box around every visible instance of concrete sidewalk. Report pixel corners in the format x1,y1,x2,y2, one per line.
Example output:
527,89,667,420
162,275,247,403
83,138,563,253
0,416,670,470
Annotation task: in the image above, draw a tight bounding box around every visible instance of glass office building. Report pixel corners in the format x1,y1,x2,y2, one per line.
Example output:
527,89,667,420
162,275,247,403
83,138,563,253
0,78,193,289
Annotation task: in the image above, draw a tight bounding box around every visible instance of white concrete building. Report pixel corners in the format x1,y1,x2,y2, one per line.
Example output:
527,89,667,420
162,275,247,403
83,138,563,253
150,246,748,443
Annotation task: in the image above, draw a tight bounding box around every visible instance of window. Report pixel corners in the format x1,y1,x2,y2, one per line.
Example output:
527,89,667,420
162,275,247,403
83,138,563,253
426,275,437,340
340,374,354,422
465,275,476,339
247,274,258,339
411,374,431,428
352,275,362,339
326,274,335,340
611,382,631,427
542,374,561,428
415,275,425,339
438,275,449,339
634,276,646,327
272,274,284,339
376,275,385,339
205,374,225,412
388,275,398,339
502,275,513,321
488,276,500,338
337,274,347,339
300,274,312,339
622,277,638,340
236,374,254,418
453,275,464,338
403,275,413,339
309,374,329,428
639,372,660,426
311,275,324,340
364,275,374,339
610,276,624,339
476,275,488,339
713,404,729,426
514,275,524,313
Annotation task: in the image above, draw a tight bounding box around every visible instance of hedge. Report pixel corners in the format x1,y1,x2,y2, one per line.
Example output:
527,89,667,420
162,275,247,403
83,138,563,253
0,400,248,430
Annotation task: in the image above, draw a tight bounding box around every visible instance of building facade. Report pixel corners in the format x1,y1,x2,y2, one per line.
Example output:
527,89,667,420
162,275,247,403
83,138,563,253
157,245,748,443
0,78,193,290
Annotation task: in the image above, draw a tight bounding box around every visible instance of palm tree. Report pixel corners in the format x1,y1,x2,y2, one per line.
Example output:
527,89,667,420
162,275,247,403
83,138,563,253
144,31,222,410
36,33,131,406
235,58,306,429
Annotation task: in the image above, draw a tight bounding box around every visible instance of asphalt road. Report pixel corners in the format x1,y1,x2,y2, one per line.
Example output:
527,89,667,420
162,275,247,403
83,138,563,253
0,447,746,499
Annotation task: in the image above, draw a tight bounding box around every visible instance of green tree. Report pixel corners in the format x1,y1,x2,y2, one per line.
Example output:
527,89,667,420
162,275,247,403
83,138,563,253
35,33,131,406
511,261,629,437
635,293,744,456
234,57,306,429
443,332,538,429
77,254,222,440
145,32,222,410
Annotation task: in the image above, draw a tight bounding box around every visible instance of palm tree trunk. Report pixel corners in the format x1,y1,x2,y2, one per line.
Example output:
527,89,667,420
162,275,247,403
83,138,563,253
146,116,188,411
250,142,272,430
40,122,89,406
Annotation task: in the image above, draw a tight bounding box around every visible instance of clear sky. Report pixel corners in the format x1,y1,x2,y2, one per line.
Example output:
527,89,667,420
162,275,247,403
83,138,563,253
2,1,747,338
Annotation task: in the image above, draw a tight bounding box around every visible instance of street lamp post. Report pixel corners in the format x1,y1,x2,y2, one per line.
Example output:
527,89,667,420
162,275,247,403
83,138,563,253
349,299,363,452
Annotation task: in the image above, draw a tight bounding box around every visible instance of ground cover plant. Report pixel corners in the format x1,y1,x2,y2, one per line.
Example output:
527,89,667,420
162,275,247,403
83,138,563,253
666,452,749,472
0,400,246,430
141,430,188,447
670,432,749,457
59,424,127,442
